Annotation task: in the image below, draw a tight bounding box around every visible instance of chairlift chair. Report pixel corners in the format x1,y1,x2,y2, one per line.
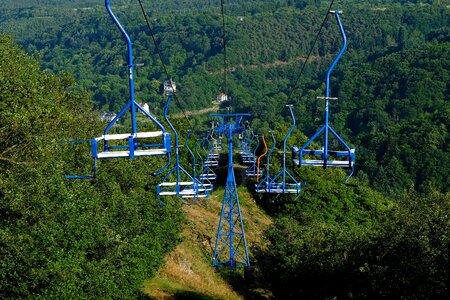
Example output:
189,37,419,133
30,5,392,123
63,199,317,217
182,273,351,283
266,105,304,194
156,95,209,206
255,132,276,193
240,130,257,164
185,131,213,192
196,140,217,182
256,134,269,182
292,10,355,184
203,124,221,168
64,0,171,179
245,135,263,177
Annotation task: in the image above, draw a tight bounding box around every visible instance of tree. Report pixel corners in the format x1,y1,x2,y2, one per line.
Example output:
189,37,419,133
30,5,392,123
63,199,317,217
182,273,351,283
256,170,450,298
0,35,184,299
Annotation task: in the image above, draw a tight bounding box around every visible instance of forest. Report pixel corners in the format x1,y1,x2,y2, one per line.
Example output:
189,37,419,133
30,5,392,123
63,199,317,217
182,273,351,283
1,0,449,298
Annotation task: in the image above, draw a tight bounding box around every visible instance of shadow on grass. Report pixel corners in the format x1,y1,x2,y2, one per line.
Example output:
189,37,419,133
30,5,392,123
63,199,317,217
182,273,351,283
141,290,220,300
215,267,270,300
173,290,221,300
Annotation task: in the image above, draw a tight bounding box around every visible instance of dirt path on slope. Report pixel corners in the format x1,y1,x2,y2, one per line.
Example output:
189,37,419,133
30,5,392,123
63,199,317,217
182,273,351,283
172,102,220,119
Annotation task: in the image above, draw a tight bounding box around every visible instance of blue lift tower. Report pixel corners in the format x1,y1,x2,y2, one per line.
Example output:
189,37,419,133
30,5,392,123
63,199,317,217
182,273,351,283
210,113,251,268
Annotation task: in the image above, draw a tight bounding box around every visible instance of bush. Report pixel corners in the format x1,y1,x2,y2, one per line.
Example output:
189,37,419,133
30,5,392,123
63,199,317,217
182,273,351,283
0,35,184,299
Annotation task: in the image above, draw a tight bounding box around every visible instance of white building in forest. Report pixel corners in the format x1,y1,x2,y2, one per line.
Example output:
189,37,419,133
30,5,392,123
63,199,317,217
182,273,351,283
139,102,149,114
163,79,176,95
216,92,228,102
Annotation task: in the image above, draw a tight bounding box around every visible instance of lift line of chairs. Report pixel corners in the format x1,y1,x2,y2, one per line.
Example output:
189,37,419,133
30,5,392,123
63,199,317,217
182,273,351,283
64,5,355,202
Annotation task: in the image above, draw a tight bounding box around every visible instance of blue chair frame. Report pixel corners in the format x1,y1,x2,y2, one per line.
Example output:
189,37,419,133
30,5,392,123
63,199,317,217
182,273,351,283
65,0,171,179
292,10,355,184
197,140,217,182
245,135,262,177
268,105,304,194
157,95,209,206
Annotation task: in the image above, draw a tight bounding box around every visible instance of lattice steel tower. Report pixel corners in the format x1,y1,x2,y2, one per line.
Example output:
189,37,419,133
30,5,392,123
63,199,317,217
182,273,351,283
211,113,251,268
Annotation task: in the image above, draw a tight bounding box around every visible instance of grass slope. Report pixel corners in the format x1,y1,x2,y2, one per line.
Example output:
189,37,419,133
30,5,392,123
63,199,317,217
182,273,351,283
143,186,273,299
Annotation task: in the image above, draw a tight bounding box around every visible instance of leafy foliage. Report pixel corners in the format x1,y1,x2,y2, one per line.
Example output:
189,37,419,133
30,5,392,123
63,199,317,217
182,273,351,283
255,175,450,298
0,35,184,299
342,41,450,196
1,1,447,197
1,0,449,298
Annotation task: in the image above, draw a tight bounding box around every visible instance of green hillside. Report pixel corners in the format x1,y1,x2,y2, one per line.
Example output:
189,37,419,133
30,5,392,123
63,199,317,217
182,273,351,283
0,35,184,298
1,0,449,298
1,0,448,197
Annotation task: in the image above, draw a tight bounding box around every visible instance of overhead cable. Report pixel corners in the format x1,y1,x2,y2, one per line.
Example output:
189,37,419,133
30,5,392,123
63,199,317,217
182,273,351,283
287,0,336,101
137,0,194,129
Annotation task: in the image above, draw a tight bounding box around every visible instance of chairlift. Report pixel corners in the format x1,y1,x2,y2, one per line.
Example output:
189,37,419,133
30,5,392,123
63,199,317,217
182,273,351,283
266,105,304,194
255,131,276,192
64,0,171,179
240,130,257,164
185,131,213,193
196,140,217,182
292,10,355,184
256,135,270,182
156,95,209,206
203,124,221,168
245,135,263,177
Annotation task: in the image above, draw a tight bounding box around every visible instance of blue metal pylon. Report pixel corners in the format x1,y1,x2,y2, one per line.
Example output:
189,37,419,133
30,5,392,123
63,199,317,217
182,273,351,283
211,113,251,268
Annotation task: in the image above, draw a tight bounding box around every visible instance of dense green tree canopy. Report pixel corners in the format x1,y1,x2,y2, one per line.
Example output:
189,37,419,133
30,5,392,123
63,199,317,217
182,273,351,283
0,35,184,299
0,0,446,239
1,0,449,298
258,186,450,298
